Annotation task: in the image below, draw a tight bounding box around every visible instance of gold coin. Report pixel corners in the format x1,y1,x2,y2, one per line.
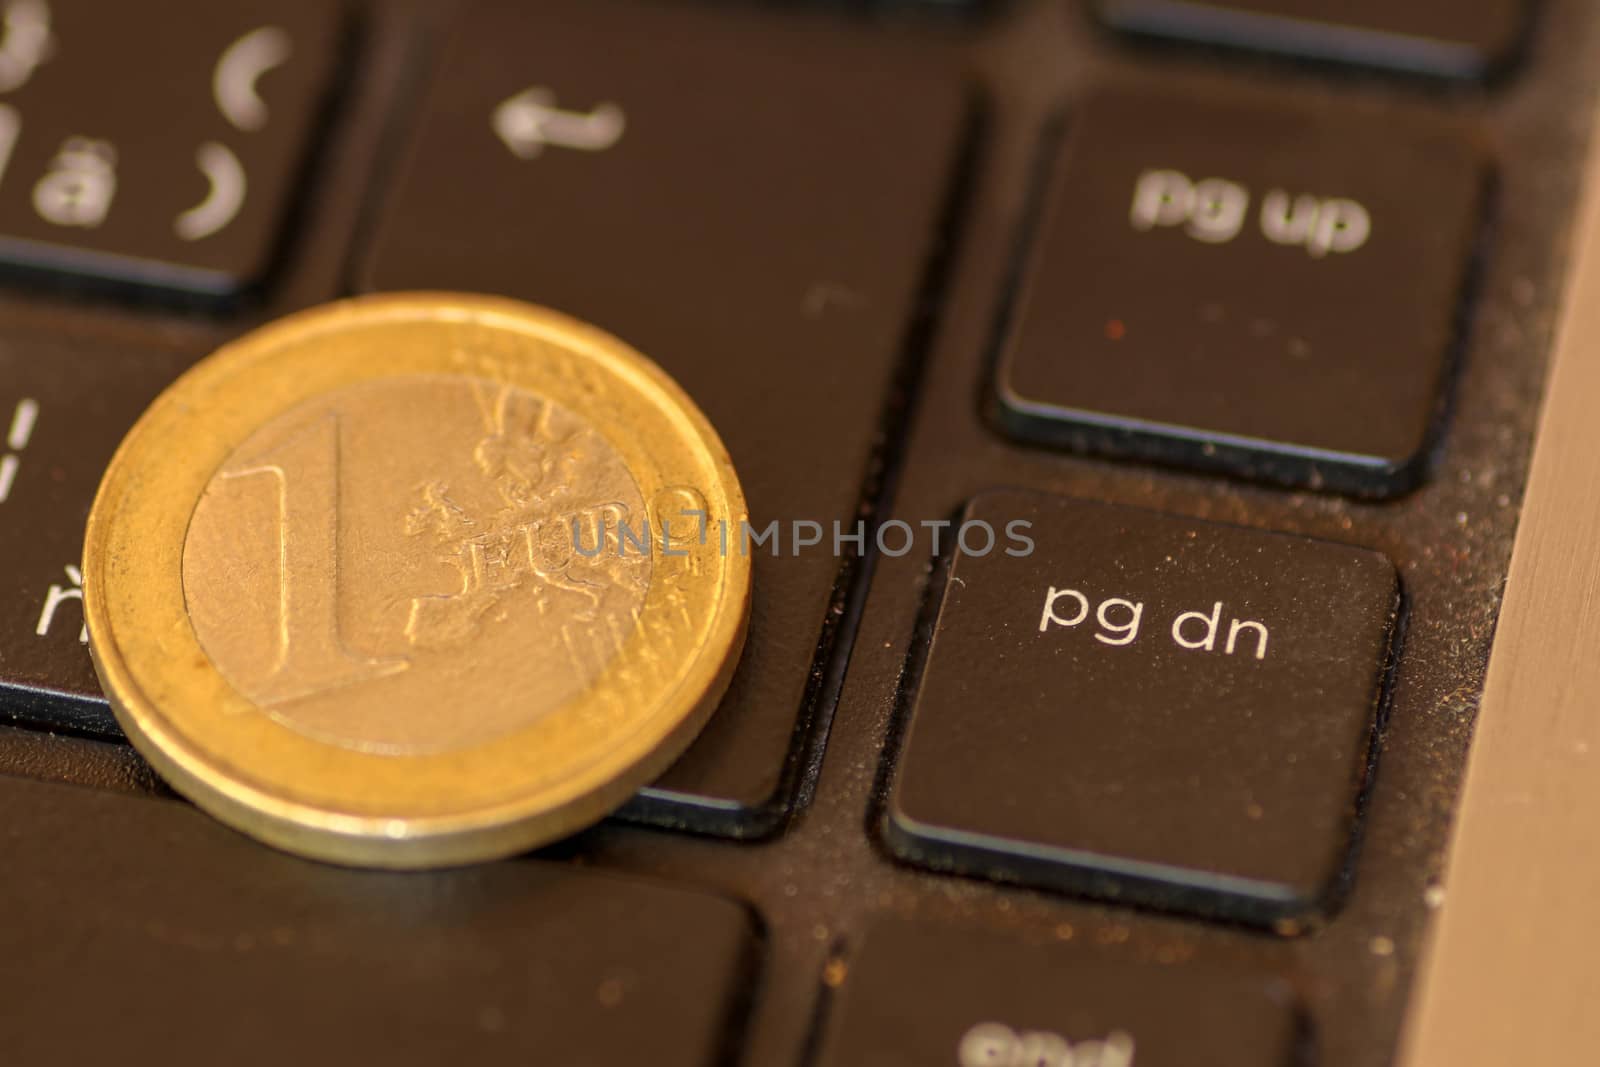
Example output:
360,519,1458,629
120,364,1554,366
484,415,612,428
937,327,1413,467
84,293,751,868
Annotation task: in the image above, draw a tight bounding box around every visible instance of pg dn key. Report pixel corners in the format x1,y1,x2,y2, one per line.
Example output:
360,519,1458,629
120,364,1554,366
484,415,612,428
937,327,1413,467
882,490,1401,927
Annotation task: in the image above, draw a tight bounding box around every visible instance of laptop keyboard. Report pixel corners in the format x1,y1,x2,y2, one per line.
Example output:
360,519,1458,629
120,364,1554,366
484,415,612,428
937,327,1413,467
0,0,1589,1064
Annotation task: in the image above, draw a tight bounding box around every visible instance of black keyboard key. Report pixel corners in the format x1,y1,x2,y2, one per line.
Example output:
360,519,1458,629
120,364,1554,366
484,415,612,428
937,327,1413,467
0,773,759,1066
363,0,968,829
814,919,1301,1066
884,491,1399,925
994,87,1486,496
1098,0,1529,79
0,339,190,734
0,0,340,299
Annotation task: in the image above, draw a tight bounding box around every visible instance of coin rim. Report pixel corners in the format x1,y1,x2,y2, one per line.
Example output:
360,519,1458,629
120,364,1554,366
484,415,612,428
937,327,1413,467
84,292,751,868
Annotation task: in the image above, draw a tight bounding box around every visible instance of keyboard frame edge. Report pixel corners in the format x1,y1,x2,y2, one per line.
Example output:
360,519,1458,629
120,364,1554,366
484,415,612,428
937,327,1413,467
1399,60,1600,1067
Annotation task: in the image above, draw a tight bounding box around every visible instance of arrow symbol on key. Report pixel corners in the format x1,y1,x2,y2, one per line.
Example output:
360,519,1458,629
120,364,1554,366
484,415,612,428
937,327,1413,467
492,87,625,159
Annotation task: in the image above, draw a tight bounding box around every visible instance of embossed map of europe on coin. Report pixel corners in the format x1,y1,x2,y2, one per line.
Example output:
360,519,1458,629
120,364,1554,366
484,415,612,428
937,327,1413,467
183,378,653,755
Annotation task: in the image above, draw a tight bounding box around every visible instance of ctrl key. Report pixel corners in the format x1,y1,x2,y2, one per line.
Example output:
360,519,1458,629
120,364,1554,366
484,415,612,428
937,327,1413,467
883,491,1400,925
812,920,1301,1066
